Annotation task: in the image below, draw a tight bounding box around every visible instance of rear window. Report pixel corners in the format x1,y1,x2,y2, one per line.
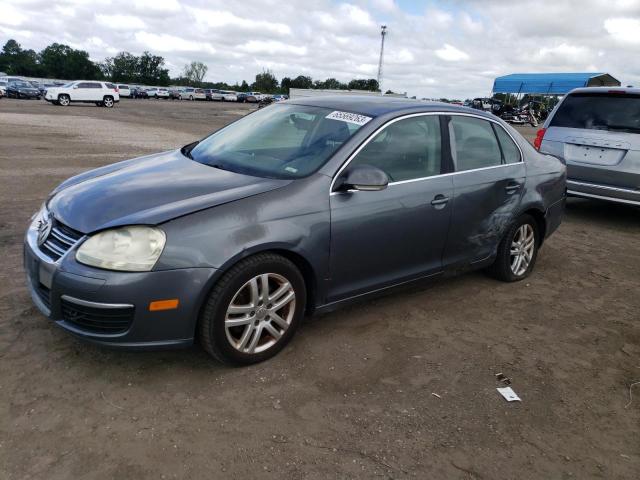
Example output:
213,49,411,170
550,92,640,134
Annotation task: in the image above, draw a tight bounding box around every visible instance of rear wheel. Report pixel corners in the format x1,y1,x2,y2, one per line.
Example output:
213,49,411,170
58,94,70,106
103,96,114,108
199,253,306,365
486,214,539,282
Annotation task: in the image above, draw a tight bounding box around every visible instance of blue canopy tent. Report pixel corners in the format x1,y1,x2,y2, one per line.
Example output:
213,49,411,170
492,73,620,95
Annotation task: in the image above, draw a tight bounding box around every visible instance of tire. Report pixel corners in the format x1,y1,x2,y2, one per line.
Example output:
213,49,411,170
102,96,114,108
58,94,70,106
486,214,539,282
199,253,306,366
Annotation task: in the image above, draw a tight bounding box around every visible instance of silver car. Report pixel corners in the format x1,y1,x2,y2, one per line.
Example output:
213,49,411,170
537,87,640,206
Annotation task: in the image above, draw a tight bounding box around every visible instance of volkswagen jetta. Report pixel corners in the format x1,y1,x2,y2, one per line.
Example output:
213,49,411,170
25,97,566,364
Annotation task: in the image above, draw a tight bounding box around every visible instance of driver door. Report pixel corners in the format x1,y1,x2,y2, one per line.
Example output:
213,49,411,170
328,115,453,302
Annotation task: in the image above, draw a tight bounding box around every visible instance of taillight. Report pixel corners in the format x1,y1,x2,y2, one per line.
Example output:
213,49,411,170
533,128,546,151
115,87,119,93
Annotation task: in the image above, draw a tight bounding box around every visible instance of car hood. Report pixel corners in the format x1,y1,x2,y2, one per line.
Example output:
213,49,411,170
48,150,291,233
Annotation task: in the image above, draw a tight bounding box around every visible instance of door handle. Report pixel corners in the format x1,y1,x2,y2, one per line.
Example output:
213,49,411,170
431,194,450,207
505,182,521,194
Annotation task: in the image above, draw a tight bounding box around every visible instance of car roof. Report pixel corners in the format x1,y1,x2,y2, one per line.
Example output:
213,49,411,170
285,95,490,118
567,86,640,95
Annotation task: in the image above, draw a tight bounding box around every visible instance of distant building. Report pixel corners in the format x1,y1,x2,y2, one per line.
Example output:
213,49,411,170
289,88,406,100
493,73,620,95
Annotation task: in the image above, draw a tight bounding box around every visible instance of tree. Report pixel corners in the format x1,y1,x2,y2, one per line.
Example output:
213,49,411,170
40,43,101,80
348,78,379,91
137,52,170,85
239,80,250,92
183,61,208,85
100,52,139,82
280,76,292,93
0,39,40,76
252,69,278,93
289,75,313,89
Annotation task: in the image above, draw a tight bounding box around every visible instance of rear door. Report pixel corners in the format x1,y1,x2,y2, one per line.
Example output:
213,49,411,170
443,115,525,268
542,92,640,190
328,114,453,301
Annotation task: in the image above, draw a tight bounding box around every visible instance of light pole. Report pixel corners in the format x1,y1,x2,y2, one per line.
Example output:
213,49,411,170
377,25,387,94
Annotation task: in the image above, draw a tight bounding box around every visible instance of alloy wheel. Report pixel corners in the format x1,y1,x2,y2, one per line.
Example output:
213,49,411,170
510,224,535,276
224,273,296,354
59,95,70,106
103,97,114,108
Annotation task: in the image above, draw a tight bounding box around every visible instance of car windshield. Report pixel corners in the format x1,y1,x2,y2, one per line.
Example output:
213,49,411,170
62,82,74,88
189,104,368,179
550,92,640,133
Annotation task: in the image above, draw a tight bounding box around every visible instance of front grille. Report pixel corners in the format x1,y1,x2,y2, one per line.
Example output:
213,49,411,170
61,299,134,334
35,283,51,310
39,220,83,261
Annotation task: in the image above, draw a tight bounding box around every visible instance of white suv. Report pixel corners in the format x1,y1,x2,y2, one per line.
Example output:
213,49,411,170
45,81,120,107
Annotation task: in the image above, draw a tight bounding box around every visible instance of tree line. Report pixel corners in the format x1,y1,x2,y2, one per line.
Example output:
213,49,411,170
0,39,379,94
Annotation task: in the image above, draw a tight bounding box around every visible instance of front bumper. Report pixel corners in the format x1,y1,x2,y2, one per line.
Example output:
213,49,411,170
24,226,217,349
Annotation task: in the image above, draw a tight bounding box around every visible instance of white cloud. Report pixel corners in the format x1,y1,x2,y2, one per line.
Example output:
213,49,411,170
604,17,640,44
435,44,469,62
132,0,180,12
0,4,27,26
135,32,216,53
237,40,307,56
95,14,146,30
2,0,640,98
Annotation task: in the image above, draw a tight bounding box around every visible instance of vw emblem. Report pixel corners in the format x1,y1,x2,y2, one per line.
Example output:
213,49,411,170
37,213,53,247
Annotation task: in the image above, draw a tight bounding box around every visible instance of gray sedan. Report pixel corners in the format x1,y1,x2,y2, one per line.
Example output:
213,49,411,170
24,96,566,364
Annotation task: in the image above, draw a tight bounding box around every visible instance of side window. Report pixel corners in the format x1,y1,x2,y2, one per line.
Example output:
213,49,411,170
450,116,502,171
350,116,442,182
493,125,521,164
105,83,116,89
77,82,90,88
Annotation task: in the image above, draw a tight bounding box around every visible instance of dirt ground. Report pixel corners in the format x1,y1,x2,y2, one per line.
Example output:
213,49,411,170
1,98,638,479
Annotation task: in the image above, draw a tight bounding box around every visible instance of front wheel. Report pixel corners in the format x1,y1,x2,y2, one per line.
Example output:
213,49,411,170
486,214,539,282
199,253,306,365
58,94,70,106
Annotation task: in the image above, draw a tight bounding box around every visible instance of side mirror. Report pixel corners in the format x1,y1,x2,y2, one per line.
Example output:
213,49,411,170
73,85,79,89
339,164,389,192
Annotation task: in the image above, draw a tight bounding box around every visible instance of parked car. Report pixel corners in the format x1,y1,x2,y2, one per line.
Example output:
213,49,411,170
204,89,223,101
537,87,639,206
221,91,238,102
6,80,41,99
0,80,7,96
130,87,148,99
168,88,182,100
245,91,264,103
118,85,131,97
236,92,249,103
24,97,565,365
44,81,119,107
180,87,205,100
150,88,170,99
273,94,288,102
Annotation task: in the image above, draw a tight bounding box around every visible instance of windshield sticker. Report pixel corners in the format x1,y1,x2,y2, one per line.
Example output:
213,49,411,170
325,111,372,126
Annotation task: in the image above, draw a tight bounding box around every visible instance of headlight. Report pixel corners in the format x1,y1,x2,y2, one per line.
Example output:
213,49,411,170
76,226,166,272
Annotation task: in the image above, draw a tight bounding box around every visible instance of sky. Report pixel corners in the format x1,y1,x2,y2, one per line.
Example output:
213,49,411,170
1,0,639,99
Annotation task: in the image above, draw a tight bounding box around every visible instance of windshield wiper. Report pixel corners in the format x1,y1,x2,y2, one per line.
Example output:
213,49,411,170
180,140,199,159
